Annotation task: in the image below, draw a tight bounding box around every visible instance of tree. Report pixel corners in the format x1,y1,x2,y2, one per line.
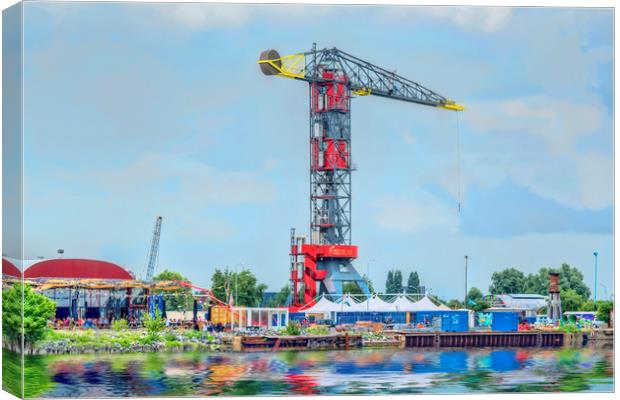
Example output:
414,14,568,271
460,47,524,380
385,270,394,293
362,274,375,294
385,269,403,294
343,281,363,295
211,268,234,303
489,268,526,294
557,263,591,300
265,285,291,307
596,300,613,324
523,268,550,295
467,287,489,312
524,264,591,301
560,289,584,312
580,300,596,311
153,269,193,311
210,268,267,307
406,272,420,294
523,264,591,312
393,270,403,294
2,284,56,353
446,299,464,309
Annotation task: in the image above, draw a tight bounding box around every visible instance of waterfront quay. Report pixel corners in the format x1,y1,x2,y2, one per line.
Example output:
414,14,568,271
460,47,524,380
231,329,613,352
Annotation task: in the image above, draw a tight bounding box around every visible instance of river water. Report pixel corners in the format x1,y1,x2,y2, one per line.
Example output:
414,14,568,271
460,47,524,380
6,347,614,397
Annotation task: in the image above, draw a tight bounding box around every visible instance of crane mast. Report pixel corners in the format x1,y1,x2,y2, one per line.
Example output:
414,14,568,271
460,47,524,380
145,216,162,282
259,45,463,308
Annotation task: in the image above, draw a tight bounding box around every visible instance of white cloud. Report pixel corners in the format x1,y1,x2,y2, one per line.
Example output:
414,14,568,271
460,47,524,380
465,96,604,155
166,4,252,30
140,3,333,31
460,96,611,210
422,7,513,33
574,152,613,210
373,194,457,233
379,6,513,34
91,152,277,207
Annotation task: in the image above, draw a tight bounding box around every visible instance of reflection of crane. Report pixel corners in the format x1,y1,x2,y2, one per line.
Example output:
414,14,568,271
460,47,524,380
144,216,162,281
259,45,464,307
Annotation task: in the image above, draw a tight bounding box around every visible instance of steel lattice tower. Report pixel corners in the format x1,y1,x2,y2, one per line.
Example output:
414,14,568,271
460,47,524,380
259,45,463,307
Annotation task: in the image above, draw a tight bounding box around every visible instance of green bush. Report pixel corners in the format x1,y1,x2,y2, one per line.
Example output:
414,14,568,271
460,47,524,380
285,321,301,336
137,334,155,346
181,330,202,340
164,340,183,349
306,325,329,335
560,323,579,333
116,336,133,348
596,301,613,324
111,319,128,331
163,331,178,342
143,310,165,341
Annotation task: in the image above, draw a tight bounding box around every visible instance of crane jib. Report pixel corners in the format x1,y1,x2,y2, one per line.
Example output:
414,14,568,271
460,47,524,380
259,47,464,111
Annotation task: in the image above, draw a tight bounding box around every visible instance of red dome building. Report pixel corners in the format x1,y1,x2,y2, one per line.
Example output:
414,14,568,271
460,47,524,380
24,259,133,280
2,258,21,278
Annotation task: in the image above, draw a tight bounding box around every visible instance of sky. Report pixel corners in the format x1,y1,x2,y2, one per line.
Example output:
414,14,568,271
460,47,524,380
11,3,614,300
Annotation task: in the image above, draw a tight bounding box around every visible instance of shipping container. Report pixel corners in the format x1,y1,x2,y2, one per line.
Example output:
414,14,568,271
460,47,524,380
491,311,519,332
413,311,469,332
335,312,407,325
289,312,306,322
209,306,230,325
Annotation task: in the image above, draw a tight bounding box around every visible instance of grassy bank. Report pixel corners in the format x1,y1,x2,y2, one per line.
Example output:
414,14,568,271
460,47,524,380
33,328,222,354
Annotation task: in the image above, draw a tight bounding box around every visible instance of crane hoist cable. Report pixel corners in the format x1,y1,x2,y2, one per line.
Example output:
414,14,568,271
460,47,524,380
456,110,462,213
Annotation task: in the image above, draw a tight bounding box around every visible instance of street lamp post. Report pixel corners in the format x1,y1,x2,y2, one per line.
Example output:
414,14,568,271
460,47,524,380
464,255,468,309
600,283,607,301
593,252,598,305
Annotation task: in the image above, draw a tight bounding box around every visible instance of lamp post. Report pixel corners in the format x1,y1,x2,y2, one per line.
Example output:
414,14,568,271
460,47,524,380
593,251,598,306
464,255,468,309
600,283,607,301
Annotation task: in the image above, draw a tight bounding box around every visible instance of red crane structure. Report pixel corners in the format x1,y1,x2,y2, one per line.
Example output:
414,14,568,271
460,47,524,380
259,45,463,308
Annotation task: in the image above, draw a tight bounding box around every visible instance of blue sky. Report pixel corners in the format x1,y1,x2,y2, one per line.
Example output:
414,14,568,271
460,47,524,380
13,3,613,300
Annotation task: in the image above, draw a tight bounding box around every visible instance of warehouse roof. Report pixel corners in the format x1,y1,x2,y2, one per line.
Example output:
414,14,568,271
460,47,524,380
492,294,547,311
2,258,21,278
24,258,134,280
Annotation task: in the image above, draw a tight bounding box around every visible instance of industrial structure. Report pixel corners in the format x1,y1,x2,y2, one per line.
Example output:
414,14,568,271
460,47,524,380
547,272,562,324
259,45,463,307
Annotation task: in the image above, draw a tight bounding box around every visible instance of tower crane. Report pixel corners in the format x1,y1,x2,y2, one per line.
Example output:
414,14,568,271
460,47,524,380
144,216,162,282
258,45,464,308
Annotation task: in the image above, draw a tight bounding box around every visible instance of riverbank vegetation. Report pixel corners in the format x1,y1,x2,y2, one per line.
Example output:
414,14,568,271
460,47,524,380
35,327,221,354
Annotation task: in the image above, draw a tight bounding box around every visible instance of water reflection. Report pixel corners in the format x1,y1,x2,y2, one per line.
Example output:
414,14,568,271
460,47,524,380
17,347,613,397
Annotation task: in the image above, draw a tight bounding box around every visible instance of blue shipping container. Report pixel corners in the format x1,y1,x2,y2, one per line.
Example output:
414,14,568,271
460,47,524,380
335,312,407,325
289,312,306,322
414,311,469,332
491,312,519,332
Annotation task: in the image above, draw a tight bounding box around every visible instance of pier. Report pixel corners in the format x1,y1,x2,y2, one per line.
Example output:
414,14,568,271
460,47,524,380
395,331,565,348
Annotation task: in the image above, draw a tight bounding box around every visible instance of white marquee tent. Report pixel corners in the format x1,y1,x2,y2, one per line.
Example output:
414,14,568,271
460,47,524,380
300,296,344,313
299,293,455,314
